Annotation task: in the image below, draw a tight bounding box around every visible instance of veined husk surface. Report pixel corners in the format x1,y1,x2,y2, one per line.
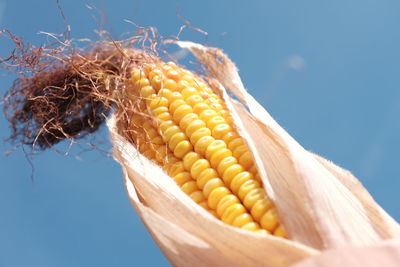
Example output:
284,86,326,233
108,41,400,266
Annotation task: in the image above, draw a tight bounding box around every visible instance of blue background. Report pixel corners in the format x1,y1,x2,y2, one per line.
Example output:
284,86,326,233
1,0,399,266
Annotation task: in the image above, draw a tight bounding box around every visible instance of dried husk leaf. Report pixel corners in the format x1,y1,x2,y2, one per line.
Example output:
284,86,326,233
108,41,399,266
311,154,400,239
173,40,400,249
108,116,318,267
294,239,400,267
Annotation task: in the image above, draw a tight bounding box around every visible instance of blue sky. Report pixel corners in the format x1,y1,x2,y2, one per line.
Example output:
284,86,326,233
1,0,399,266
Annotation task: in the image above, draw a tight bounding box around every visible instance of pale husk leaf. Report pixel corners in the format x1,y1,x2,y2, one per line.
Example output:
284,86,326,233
108,116,318,267
312,154,400,239
173,41,400,249
294,239,400,267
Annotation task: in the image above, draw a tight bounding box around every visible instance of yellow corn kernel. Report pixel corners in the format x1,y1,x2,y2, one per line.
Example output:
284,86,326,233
273,225,287,238
216,195,240,217
260,208,279,232
241,222,261,231
181,181,199,195
208,187,231,209
163,79,177,91
221,203,247,225
232,213,253,228
173,172,191,186
196,168,219,189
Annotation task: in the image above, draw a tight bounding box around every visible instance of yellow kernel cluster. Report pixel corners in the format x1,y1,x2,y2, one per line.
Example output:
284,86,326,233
127,61,285,237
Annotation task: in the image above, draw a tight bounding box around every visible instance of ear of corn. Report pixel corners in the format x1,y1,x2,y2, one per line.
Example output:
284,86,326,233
108,41,400,266
127,62,285,237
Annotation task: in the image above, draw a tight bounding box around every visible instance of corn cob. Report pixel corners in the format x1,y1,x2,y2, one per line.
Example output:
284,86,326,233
127,61,285,237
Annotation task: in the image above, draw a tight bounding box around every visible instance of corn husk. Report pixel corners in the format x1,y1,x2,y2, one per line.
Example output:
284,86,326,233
108,41,400,266
294,239,400,267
